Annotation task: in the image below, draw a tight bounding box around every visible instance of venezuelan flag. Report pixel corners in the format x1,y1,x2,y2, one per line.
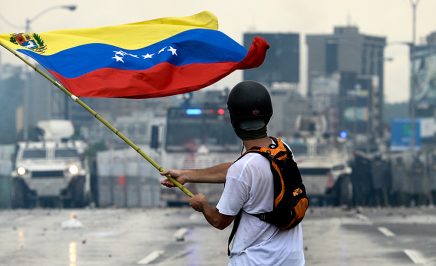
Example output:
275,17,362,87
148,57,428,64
0,11,269,98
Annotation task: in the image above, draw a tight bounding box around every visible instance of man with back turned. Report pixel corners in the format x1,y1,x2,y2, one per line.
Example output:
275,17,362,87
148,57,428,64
161,80,305,265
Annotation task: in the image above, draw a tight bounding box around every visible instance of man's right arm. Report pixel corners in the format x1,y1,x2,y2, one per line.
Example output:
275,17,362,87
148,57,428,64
160,162,232,187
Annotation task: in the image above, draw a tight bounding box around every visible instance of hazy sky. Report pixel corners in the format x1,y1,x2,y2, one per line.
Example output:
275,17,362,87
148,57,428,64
1,0,436,103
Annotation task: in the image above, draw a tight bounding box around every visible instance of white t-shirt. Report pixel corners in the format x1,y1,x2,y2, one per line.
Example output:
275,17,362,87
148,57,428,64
216,152,305,266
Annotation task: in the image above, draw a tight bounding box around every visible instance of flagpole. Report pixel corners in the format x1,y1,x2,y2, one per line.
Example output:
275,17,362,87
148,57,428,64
0,41,194,198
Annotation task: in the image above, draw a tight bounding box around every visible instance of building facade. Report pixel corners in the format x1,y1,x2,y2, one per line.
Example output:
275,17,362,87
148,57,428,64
306,26,386,139
243,33,300,86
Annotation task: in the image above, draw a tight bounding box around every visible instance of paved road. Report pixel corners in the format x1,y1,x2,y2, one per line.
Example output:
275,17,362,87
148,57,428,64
304,207,436,266
0,207,435,265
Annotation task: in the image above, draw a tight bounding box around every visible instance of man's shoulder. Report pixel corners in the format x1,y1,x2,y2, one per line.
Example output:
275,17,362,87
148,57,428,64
229,152,269,174
233,152,268,166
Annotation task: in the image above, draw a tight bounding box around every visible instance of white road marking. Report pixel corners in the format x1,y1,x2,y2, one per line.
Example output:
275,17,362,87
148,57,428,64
404,249,426,264
378,227,395,237
137,250,164,265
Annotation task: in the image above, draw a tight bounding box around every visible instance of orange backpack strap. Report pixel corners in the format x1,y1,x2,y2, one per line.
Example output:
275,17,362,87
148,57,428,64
246,138,289,207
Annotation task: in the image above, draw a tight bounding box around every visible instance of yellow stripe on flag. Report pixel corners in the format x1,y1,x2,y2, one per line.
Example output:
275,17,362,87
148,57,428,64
0,11,218,55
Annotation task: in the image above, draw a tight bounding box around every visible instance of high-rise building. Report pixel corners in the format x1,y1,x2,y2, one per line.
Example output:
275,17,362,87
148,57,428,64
306,26,386,138
243,33,300,86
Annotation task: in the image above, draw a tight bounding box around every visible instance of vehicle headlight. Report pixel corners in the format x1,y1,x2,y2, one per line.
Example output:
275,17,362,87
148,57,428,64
68,165,80,175
17,167,26,176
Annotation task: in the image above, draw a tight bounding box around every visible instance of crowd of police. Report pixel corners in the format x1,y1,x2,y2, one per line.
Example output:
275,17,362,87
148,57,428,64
350,150,436,207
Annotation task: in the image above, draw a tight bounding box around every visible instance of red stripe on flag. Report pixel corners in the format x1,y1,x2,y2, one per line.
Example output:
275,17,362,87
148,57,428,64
51,62,240,98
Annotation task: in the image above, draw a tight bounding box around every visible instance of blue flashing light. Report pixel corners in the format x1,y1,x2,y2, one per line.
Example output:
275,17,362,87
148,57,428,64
339,131,348,139
186,108,202,115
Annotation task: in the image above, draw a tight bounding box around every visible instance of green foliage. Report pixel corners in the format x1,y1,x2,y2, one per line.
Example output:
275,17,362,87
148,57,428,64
9,35,17,45
32,33,44,47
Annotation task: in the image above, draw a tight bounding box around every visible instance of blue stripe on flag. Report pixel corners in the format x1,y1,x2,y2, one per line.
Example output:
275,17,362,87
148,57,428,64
19,29,247,78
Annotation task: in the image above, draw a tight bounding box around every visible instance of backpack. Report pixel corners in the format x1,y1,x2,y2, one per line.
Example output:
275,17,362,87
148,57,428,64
228,137,309,255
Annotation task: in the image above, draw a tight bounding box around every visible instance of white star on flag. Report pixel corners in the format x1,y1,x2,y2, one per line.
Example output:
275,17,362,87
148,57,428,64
114,50,127,56
167,46,177,56
128,53,139,58
142,53,154,59
112,55,124,63
158,46,167,54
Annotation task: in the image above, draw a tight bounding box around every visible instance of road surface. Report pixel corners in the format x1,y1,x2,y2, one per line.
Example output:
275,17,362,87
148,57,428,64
0,207,435,265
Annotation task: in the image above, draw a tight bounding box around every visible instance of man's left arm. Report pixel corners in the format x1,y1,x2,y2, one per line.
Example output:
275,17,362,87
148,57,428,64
190,193,234,230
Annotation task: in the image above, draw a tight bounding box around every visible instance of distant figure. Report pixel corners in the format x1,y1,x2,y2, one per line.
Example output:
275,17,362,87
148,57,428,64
350,152,373,206
410,156,429,206
382,157,392,206
430,153,436,205
390,157,409,206
370,156,389,207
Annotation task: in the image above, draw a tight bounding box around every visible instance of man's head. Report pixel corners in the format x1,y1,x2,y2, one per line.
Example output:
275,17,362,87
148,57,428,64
227,81,273,140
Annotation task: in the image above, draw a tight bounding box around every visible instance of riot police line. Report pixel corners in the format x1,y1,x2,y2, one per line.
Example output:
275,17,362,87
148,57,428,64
349,148,436,207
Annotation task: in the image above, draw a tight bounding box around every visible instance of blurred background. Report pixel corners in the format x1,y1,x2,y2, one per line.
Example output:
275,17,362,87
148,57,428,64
1,1,436,266
0,0,435,210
